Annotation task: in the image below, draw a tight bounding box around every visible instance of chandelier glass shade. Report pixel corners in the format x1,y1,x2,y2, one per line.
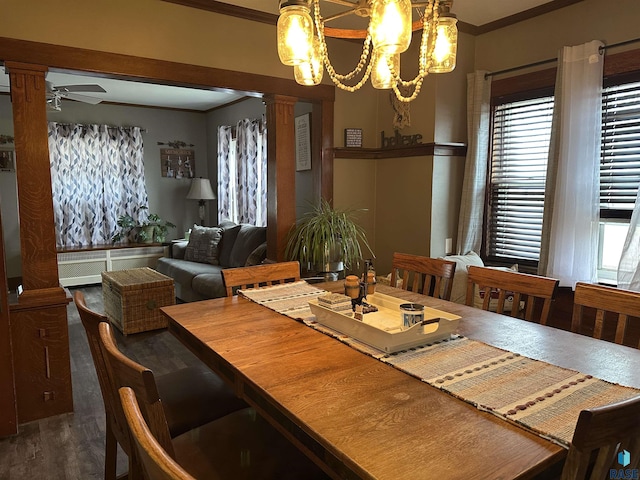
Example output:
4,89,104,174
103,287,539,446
277,0,458,103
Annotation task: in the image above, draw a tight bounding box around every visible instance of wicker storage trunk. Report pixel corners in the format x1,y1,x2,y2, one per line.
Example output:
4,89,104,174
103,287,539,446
102,267,175,335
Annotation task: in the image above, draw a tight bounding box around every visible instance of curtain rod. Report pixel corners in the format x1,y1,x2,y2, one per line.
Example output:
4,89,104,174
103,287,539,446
485,37,640,79
48,121,148,132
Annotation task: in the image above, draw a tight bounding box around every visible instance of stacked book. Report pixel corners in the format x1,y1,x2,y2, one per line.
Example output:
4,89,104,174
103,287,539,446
317,293,353,313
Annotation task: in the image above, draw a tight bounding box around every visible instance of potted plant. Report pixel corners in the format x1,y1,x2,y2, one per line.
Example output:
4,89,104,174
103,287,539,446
111,206,176,244
285,199,373,275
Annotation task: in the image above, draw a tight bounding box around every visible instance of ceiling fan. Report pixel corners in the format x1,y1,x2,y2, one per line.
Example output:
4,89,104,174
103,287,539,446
46,81,107,111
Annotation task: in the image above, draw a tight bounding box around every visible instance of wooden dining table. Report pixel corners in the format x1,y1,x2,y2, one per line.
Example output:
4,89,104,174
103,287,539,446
161,282,640,480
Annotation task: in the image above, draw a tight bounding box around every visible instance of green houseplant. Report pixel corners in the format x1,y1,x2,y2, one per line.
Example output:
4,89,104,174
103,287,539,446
111,206,176,244
285,199,373,274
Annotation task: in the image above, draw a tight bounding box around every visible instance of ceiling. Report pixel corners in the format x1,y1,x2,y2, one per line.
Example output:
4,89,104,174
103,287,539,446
1,1,570,112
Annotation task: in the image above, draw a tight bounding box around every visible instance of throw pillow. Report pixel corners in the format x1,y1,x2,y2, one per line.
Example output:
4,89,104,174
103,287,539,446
218,223,241,267
441,251,484,304
229,225,267,267
244,242,268,266
184,225,223,265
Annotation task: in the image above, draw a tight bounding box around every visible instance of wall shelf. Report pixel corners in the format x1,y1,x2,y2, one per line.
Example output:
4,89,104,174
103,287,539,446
334,142,467,159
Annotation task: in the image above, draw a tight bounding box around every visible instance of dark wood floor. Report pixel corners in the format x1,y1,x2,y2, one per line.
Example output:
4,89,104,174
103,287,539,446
0,285,205,479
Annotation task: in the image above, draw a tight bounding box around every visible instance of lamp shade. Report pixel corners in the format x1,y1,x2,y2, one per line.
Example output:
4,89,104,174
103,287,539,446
186,178,215,201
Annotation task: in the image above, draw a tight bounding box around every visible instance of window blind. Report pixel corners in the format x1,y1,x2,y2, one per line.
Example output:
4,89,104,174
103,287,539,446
488,96,554,262
601,80,640,215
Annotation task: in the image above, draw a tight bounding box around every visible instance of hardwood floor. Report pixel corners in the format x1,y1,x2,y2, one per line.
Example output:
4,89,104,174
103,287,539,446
0,285,206,479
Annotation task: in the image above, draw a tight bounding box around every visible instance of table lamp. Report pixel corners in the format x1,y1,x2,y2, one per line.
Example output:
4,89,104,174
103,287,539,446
186,177,216,225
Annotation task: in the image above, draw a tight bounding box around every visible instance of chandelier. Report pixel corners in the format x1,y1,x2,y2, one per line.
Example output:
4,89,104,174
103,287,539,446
277,0,458,103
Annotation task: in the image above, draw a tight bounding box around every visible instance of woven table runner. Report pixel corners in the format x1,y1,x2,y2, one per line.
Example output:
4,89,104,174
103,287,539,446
238,281,640,447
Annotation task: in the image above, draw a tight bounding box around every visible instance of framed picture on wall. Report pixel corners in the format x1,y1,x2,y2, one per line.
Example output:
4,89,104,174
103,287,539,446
295,113,312,171
160,148,195,178
0,149,15,172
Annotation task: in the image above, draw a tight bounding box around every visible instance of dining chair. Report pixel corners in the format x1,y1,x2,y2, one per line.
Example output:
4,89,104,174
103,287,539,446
120,386,195,480
73,291,248,479
99,321,328,479
465,265,559,325
389,252,457,300
561,395,640,480
222,260,301,297
571,282,640,348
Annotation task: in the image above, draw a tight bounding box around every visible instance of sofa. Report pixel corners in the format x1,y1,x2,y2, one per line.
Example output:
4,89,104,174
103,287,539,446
156,221,267,302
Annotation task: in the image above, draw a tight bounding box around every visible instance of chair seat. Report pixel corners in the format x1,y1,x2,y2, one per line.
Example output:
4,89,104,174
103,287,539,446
158,364,249,437
173,408,328,480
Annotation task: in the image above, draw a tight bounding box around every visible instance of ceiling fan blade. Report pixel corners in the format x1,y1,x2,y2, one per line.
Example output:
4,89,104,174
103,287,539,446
54,84,107,94
63,92,103,105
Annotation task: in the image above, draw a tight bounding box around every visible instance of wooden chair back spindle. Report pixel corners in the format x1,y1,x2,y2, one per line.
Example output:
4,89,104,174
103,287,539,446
465,265,559,325
120,387,195,480
222,261,301,297
561,395,640,480
571,282,640,348
389,252,456,301
98,322,175,460
74,291,131,479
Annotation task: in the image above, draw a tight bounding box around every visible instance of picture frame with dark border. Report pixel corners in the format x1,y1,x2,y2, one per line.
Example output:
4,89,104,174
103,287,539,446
345,128,363,148
295,113,312,171
0,148,15,172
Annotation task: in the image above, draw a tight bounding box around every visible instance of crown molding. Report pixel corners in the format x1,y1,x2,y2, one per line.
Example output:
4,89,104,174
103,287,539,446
161,0,586,36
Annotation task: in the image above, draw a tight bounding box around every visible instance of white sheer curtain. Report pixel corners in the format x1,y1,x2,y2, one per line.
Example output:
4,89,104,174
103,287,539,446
48,123,148,248
217,117,267,226
618,189,640,290
539,40,604,287
456,70,491,255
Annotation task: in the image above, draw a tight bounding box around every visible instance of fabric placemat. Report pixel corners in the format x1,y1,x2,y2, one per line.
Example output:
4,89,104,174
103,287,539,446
238,281,640,447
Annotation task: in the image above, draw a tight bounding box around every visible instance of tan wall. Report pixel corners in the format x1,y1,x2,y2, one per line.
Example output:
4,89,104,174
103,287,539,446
475,0,640,72
4,0,290,79
7,0,639,276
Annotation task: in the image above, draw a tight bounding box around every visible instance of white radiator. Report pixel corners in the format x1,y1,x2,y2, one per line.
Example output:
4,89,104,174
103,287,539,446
57,245,167,287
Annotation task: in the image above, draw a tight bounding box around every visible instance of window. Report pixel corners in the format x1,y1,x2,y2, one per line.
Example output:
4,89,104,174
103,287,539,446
486,94,554,265
598,77,640,281
217,117,267,226
486,52,640,281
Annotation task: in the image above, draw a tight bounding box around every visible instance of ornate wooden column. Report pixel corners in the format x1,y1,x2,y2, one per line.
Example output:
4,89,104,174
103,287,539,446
264,95,297,262
0,200,17,436
318,99,334,202
6,62,63,297
5,61,72,423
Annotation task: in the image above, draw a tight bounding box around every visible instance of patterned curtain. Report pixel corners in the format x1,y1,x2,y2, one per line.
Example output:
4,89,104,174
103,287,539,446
49,123,148,248
217,117,267,226
456,71,492,255
217,125,233,222
539,41,604,287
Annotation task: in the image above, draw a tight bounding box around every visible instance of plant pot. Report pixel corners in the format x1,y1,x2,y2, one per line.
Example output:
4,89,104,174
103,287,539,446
137,225,156,243
310,261,344,273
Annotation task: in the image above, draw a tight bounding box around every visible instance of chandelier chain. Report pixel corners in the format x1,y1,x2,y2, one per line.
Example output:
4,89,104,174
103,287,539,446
278,0,457,102
314,0,374,90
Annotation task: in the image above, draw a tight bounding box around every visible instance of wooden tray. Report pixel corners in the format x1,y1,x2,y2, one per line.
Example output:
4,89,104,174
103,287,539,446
308,292,460,353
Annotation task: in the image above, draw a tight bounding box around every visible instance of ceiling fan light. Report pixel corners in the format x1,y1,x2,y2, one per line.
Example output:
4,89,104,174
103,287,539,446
429,14,458,73
277,1,314,66
370,0,412,55
371,50,399,89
